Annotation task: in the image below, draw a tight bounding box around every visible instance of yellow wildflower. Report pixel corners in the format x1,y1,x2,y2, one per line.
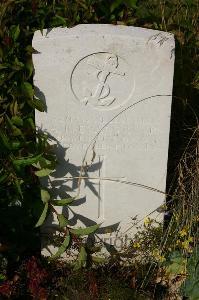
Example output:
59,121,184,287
173,213,179,221
179,228,188,237
177,236,193,250
144,217,152,226
133,242,141,249
181,240,190,250
158,256,166,263
188,236,193,243
193,215,199,222
176,239,181,246
152,249,165,262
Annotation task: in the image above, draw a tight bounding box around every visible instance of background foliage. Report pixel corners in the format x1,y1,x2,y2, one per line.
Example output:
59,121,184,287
0,0,198,298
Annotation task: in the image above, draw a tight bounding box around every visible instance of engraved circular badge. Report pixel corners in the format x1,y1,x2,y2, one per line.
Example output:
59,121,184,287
70,52,134,110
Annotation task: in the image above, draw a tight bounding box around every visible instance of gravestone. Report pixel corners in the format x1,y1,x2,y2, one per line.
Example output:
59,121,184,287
33,24,175,254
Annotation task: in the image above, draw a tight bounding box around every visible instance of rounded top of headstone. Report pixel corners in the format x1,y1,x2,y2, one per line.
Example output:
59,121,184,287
33,24,174,49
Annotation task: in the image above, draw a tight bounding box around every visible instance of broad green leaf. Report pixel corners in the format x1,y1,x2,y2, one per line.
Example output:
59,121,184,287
125,0,137,8
41,189,50,203
38,157,56,170
70,224,100,236
52,198,74,206
5,116,22,136
12,125,22,137
10,25,20,41
26,59,33,78
24,117,35,130
51,15,67,27
0,173,8,183
166,251,186,275
189,286,199,300
39,157,54,167
10,100,18,115
110,0,122,12
0,46,3,59
21,82,34,99
11,116,23,127
33,157,53,169
25,45,40,54
35,168,53,177
28,97,45,112
0,130,10,150
50,234,70,259
14,178,23,199
166,262,185,275
12,58,24,70
74,246,87,270
57,214,69,227
12,154,42,167
35,202,48,227
182,246,199,299
0,273,6,281
0,64,8,70
10,141,22,150
92,256,106,264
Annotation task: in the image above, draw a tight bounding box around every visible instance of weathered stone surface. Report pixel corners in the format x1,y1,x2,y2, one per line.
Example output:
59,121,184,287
33,24,175,253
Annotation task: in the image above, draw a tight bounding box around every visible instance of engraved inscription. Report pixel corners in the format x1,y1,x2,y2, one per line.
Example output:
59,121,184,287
70,52,135,110
46,114,160,153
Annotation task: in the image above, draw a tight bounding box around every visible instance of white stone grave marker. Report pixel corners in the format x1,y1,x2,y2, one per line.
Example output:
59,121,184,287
33,25,175,254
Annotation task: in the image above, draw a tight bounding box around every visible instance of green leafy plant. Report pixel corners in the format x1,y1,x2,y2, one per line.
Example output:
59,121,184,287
182,246,199,300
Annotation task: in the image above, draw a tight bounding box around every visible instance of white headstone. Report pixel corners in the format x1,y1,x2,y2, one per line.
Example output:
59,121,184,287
33,25,175,254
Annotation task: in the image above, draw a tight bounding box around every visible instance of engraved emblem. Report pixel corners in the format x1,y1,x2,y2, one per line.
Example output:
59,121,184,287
83,54,125,106
70,52,134,110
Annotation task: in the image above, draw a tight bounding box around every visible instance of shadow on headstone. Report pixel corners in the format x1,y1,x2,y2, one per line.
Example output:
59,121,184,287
40,131,122,255
34,85,47,112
